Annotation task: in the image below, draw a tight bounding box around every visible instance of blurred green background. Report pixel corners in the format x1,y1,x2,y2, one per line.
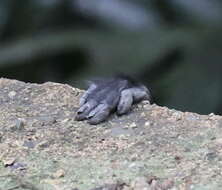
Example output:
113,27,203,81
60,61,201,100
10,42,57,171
1,0,222,115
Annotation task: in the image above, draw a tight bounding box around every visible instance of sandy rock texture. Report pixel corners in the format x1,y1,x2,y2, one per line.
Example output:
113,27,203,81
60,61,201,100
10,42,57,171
0,78,222,190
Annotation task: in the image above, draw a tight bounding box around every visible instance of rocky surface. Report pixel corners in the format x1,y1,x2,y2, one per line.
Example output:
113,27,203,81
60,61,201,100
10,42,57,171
0,78,222,190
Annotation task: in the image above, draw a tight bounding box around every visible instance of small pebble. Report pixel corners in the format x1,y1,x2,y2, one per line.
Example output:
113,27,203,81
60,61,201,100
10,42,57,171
209,113,215,117
3,158,16,167
37,140,50,148
53,169,65,178
129,122,137,128
145,121,151,126
141,112,145,117
8,91,16,98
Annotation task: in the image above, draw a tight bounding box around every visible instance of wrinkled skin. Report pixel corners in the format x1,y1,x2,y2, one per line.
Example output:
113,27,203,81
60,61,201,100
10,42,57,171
75,76,151,125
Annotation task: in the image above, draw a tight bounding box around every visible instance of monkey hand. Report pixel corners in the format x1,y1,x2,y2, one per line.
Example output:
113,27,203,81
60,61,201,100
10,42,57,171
75,76,151,125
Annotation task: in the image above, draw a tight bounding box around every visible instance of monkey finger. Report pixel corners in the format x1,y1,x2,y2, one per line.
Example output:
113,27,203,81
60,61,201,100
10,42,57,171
117,89,133,115
132,86,151,102
75,100,97,121
88,104,111,125
87,104,107,119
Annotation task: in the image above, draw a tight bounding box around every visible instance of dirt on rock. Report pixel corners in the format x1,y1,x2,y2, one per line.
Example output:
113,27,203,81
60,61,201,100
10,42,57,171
0,78,222,190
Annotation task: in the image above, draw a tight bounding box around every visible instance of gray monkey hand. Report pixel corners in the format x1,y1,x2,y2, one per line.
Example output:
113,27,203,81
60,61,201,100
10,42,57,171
75,76,151,125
